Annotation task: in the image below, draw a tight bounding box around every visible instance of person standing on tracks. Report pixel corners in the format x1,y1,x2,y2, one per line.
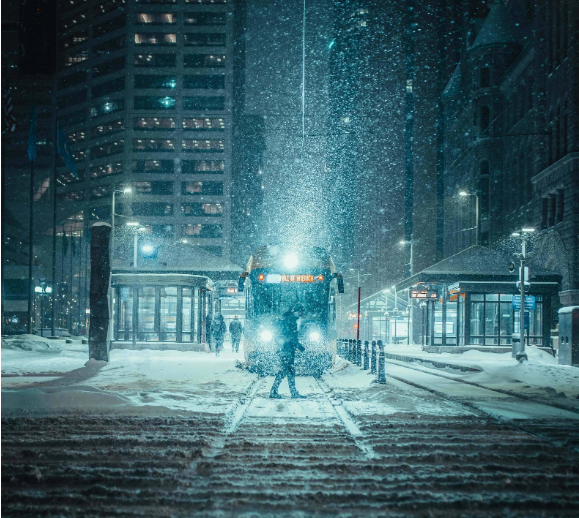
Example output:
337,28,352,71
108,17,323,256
269,303,307,399
211,312,227,357
229,315,243,353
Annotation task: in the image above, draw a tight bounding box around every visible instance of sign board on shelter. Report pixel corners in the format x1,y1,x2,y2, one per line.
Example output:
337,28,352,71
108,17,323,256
512,295,536,310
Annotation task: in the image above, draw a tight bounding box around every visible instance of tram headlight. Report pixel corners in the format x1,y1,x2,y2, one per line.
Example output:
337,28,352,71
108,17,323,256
284,252,299,269
309,331,321,341
260,329,273,342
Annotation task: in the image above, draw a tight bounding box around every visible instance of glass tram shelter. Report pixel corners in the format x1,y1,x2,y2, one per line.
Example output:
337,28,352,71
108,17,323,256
110,242,242,350
394,246,561,350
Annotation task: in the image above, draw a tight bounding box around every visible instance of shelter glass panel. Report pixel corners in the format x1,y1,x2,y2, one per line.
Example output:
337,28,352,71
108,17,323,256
160,287,177,341
138,287,158,341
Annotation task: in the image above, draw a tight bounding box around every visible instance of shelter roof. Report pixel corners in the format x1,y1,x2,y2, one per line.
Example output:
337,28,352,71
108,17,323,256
395,246,561,291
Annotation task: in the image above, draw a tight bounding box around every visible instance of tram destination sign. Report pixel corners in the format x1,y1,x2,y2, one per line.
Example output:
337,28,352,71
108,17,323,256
281,274,314,283
266,274,315,283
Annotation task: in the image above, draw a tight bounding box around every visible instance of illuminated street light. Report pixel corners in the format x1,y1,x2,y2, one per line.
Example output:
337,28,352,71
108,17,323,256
126,221,140,227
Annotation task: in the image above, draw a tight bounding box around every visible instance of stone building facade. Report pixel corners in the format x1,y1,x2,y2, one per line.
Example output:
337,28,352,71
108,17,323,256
441,0,578,306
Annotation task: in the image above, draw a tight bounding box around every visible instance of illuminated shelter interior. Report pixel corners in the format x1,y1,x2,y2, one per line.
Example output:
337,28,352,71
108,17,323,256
110,242,241,349
395,246,561,348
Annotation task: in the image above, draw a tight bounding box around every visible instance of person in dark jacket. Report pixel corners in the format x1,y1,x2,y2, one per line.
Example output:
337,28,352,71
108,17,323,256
229,316,243,353
205,313,213,352
269,303,306,399
211,313,226,356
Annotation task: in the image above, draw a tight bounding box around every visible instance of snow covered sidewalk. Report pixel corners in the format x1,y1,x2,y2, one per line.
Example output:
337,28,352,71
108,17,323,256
342,343,579,413
2,334,255,418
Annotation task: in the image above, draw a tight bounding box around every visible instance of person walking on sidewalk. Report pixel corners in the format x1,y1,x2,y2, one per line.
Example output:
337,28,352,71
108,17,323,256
229,316,243,353
269,303,306,399
211,313,226,357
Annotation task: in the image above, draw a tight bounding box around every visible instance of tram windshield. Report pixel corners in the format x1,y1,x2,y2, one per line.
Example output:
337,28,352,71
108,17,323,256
253,282,328,319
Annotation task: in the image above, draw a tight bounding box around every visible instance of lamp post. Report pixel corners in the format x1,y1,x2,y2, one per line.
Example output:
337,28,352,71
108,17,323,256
126,222,145,268
346,269,371,340
400,238,415,344
459,190,479,246
392,284,399,344
111,187,132,266
34,281,53,337
511,228,535,362
384,288,391,344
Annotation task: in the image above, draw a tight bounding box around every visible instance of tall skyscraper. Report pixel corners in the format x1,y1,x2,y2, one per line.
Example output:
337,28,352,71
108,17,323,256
56,0,236,263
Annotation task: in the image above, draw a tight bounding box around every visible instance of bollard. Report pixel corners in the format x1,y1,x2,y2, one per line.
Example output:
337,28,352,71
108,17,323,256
363,341,369,370
371,340,377,374
357,340,362,367
375,340,387,384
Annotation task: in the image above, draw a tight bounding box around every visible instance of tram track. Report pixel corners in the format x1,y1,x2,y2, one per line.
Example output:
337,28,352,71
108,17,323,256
384,357,579,415
381,361,579,453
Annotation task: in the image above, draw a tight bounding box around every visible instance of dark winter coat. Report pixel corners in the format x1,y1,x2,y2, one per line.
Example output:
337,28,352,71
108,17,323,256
211,314,226,344
229,320,243,340
205,313,213,342
276,310,305,361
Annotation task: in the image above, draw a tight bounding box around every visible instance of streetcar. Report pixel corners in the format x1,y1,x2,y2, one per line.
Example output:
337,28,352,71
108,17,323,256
238,245,344,376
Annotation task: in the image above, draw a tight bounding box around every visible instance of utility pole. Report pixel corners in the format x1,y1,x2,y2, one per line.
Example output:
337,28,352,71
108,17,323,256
356,270,361,341
512,228,534,361
404,0,415,279
27,97,36,334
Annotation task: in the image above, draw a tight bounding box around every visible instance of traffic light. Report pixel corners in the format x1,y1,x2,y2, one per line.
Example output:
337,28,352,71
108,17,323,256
19,0,57,75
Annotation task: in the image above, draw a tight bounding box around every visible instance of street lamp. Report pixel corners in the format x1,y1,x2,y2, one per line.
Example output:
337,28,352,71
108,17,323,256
511,227,535,362
459,190,479,246
35,282,52,337
111,187,132,265
347,269,371,340
126,223,147,268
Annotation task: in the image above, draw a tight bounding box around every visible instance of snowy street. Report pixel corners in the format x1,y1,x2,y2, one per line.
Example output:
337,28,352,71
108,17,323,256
2,336,579,516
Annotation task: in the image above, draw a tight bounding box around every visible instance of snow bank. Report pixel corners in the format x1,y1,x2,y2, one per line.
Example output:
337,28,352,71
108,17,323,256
2,344,257,417
2,334,67,352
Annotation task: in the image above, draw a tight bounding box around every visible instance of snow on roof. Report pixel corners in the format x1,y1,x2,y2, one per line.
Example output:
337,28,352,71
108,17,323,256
395,245,561,291
469,0,517,51
421,245,557,277
140,242,242,272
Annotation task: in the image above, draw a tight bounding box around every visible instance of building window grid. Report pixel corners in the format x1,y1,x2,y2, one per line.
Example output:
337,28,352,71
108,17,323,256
470,293,543,346
55,0,231,256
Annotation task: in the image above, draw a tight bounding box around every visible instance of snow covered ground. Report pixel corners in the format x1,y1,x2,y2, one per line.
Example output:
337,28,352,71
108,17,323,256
2,335,255,417
382,343,579,410
2,334,578,419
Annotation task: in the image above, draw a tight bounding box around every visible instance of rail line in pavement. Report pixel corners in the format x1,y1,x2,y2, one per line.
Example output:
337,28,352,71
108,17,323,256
384,357,579,415
384,361,579,453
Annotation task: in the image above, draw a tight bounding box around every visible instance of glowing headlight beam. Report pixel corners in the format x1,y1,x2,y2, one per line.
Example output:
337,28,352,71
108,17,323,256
309,331,320,341
260,330,273,342
284,252,299,269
